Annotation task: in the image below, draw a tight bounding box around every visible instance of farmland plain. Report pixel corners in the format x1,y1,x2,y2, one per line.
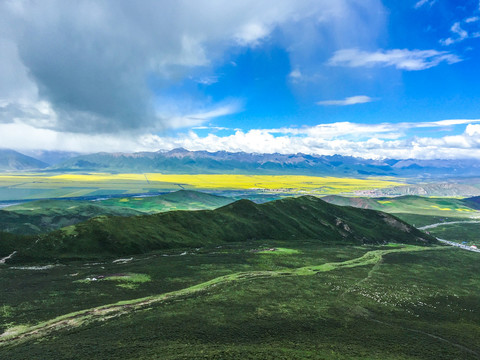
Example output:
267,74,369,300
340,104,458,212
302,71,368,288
0,173,403,201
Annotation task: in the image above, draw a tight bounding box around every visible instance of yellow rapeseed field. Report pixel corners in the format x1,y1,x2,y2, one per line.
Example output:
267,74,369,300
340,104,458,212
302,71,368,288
144,174,402,192
0,173,403,199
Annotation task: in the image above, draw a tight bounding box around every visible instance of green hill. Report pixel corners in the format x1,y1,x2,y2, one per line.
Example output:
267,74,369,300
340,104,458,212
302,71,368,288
1,190,233,235
464,196,480,210
97,190,233,212
9,196,436,262
0,200,141,235
322,194,480,224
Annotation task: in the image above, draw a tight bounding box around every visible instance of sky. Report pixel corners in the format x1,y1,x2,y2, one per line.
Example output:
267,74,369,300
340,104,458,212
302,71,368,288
1,0,480,159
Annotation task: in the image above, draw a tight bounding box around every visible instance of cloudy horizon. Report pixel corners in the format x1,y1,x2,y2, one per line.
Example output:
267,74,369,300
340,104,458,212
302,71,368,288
1,0,480,159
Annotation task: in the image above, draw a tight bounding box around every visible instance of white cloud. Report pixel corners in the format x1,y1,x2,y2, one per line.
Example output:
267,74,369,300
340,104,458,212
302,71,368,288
235,23,270,46
423,119,480,127
328,48,462,70
317,95,374,106
1,0,385,134
440,22,469,46
465,124,480,136
195,76,219,85
288,69,302,79
414,0,437,9
138,124,480,160
4,119,480,160
465,16,479,23
0,123,141,153
158,103,242,129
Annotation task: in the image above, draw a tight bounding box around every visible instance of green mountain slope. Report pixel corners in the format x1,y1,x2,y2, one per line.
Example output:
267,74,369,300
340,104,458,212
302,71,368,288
0,190,233,235
97,190,233,212
323,195,479,217
321,195,480,227
10,196,435,262
0,200,142,235
464,196,480,210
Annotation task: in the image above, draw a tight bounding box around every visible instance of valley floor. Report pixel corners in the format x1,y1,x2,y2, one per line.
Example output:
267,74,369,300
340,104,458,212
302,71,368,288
1,240,479,359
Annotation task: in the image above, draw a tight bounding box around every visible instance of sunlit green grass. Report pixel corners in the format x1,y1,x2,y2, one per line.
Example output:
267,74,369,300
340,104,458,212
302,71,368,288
1,244,478,359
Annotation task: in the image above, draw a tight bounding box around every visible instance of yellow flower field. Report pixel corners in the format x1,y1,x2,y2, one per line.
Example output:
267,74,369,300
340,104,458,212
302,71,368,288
0,172,403,200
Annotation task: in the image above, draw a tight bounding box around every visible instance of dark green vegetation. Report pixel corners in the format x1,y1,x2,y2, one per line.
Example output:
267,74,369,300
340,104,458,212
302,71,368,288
5,196,436,263
1,241,479,359
0,190,233,235
0,194,477,359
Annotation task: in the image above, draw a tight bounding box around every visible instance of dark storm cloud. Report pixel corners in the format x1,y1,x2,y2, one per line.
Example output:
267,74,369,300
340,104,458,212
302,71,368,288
6,1,163,132
0,0,385,134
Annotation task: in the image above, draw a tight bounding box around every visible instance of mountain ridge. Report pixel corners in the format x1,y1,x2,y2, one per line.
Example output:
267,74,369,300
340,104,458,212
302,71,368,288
49,148,480,178
5,195,436,263
0,149,48,171
3,147,480,178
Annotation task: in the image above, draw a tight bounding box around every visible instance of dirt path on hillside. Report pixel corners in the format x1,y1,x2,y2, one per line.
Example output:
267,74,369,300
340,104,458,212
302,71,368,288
0,251,16,264
419,220,480,230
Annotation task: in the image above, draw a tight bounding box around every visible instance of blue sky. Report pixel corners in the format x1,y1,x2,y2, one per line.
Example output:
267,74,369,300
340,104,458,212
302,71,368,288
1,0,480,159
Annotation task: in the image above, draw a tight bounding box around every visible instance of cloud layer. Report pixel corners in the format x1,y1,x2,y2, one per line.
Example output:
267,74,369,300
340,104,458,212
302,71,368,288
328,48,461,70
317,95,374,106
2,120,480,160
0,0,384,134
0,1,475,162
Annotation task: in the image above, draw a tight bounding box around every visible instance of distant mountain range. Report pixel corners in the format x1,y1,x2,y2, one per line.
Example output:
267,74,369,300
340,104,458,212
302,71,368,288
2,147,480,179
0,149,48,171
49,148,480,178
22,150,80,166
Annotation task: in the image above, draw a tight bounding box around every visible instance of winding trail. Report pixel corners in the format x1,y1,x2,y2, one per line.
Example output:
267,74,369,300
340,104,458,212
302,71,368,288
419,220,480,230
437,238,480,253
416,220,480,253
0,251,16,265
0,245,442,347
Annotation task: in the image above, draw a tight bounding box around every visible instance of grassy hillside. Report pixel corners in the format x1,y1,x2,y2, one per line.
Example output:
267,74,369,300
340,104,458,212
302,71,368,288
8,196,436,262
0,200,142,235
464,195,480,210
321,195,480,248
322,195,480,226
97,189,233,212
427,223,480,246
0,242,477,359
0,190,233,235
